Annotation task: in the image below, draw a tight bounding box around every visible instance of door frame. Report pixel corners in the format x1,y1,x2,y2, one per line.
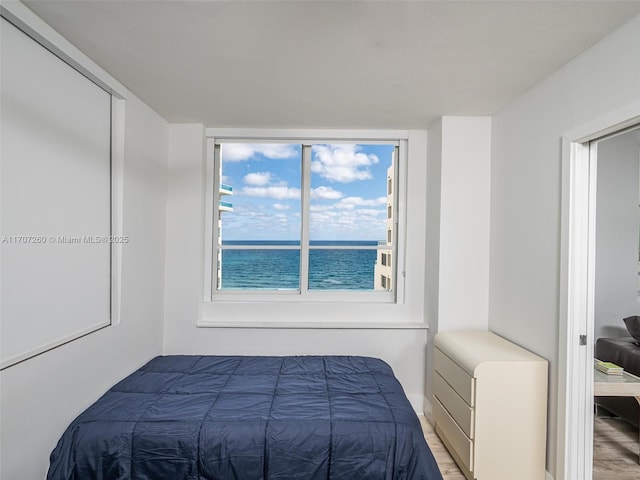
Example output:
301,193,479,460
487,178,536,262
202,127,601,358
558,104,640,480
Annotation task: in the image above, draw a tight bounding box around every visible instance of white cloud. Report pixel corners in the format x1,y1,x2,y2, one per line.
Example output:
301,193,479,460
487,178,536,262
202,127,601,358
310,193,381,237
242,186,301,200
244,171,272,186
311,144,379,182
222,143,298,161
335,196,387,210
273,203,290,210
220,202,301,240
273,213,289,224
310,204,333,212
310,210,338,220
308,201,388,240
356,208,386,217
226,199,386,241
311,186,343,200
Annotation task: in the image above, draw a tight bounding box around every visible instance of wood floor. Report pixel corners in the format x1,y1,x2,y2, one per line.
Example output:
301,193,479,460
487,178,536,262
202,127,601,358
420,414,640,479
593,416,640,480
419,415,466,479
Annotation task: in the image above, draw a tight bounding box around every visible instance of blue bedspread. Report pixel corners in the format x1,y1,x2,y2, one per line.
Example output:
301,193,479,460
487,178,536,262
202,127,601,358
47,355,443,480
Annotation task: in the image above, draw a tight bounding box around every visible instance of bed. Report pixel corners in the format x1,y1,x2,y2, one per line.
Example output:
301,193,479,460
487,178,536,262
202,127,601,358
47,355,443,480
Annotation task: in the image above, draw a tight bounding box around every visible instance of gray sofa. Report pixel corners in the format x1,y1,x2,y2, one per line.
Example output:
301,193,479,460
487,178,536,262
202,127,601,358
595,337,640,427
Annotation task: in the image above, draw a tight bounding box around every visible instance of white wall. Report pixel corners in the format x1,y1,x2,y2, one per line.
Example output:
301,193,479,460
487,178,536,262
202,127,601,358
438,117,492,330
595,130,640,340
0,91,169,480
489,14,640,478
424,116,492,411
162,126,430,408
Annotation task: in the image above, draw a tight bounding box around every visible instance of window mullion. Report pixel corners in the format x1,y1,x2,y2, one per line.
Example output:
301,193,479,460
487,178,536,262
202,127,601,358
212,143,222,294
394,143,405,303
300,144,311,294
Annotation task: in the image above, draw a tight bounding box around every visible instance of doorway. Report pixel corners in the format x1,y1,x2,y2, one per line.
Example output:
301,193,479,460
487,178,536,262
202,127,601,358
560,119,640,480
591,126,640,478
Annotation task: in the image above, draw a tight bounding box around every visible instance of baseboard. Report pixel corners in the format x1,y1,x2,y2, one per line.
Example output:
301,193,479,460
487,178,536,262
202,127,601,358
546,470,554,480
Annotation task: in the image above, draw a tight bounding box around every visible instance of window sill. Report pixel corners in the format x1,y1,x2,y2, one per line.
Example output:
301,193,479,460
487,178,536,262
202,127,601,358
196,320,428,329
209,291,396,303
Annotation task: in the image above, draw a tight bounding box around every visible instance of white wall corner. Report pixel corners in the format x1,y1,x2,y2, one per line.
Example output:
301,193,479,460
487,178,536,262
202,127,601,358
422,395,433,422
425,120,443,405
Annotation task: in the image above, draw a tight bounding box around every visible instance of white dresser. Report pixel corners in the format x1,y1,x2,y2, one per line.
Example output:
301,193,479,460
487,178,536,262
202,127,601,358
432,331,548,480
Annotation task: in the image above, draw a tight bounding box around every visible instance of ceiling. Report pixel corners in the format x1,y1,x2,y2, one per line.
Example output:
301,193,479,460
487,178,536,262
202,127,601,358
22,1,640,129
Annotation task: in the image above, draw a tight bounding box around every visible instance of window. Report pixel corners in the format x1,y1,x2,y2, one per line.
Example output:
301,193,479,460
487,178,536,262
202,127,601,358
380,253,392,268
379,275,392,291
206,134,405,302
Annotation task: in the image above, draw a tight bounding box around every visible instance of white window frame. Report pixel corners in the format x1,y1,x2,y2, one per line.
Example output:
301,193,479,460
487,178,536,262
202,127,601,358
203,129,408,304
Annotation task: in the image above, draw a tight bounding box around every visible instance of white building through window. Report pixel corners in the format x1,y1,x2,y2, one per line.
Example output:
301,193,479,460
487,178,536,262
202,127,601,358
374,154,396,292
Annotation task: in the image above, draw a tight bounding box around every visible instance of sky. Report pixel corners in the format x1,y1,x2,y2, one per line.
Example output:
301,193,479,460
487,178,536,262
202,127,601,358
219,143,395,241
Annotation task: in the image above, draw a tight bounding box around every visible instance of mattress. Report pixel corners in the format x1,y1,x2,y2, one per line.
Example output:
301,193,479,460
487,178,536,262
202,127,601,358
47,355,443,480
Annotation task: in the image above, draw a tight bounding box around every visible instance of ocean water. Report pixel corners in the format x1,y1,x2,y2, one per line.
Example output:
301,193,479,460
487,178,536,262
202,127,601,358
220,241,378,290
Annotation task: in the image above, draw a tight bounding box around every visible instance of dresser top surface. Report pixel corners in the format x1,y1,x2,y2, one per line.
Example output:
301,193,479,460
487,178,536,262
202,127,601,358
435,331,547,374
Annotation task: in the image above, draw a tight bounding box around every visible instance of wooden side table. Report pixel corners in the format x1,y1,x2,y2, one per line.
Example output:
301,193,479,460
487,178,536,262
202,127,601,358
594,368,640,463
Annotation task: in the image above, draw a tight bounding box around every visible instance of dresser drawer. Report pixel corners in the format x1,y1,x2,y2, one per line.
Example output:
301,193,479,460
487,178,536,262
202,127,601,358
433,396,473,472
433,371,474,438
434,347,475,406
